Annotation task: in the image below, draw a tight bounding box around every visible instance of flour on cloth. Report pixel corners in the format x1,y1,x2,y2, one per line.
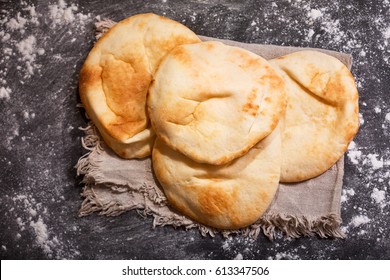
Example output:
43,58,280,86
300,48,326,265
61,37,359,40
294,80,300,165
76,19,351,239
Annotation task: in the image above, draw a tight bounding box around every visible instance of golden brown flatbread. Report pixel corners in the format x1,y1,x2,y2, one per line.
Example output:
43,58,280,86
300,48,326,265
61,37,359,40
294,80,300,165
152,125,282,230
148,41,286,165
270,51,359,182
79,13,200,158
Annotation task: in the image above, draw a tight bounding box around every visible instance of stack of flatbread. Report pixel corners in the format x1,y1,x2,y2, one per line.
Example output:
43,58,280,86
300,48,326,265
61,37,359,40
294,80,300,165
79,13,359,230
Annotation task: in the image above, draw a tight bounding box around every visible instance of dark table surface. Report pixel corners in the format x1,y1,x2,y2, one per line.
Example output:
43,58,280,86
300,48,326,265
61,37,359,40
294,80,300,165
0,0,389,260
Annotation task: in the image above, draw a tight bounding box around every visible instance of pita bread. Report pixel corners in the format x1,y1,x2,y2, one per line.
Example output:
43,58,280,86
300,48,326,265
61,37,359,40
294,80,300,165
148,41,286,165
79,13,200,158
152,125,281,230
270,51,359,182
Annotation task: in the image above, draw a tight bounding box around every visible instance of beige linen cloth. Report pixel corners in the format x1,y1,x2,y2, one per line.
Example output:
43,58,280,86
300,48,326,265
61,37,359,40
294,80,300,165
76,20,351,240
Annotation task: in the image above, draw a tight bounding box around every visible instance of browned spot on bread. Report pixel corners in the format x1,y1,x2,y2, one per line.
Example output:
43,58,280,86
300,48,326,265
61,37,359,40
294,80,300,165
259,191,270,203
107,120,144,140
197,186,234,215
197,186,240,224
259,72,284,89
204,41,216,50
162,35,200,52
239,56,267,71
325,69,349,101
100,54,151,137
171,45,193,65
119,150,127,158
242,89,259,116
79,63,102,97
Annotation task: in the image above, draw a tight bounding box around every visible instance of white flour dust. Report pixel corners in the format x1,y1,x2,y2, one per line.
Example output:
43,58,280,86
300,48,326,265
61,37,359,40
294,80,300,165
351,215,371,227
371,188,387,209
0,87,11,101
9,193,80,259
341,188,355,203
48,0,91,28
307,9,323,20
29,218,60,256
16,35,45,77
344,134,389,238
386,113,390,123
6,12,29,32
219,234,303,260
269,252,300,260
0,0,91,83
1,0,90,259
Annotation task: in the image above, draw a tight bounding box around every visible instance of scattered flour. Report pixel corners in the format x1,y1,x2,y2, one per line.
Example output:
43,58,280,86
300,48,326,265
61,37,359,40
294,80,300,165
351,215,371,227
348,141,356,150
347,150,362,165
23,111,35,120
385,112,390,123
222,240,230,250
10,193,79,259
364,154,384,170
6,12,28,32
371,188,387,208
343,213,373,234
0,86,11,100
0,0,91,83
341,188,355,203
384,26,390,39
16,217,25,228
308,9,323,20
348,136,388,180
358,229,367,236
48,0,91,28
24,5,40,26
16,35,45,77
30,217,61,256
4,47,13,56
1,32,11,42
359,113,364,125
307,28,315,38
269,252,300,260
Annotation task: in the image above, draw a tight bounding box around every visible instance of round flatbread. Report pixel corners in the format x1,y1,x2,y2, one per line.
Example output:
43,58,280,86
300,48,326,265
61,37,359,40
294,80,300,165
148,41,286,165
270,51,359,182
152,125,281,230
79,13,200,158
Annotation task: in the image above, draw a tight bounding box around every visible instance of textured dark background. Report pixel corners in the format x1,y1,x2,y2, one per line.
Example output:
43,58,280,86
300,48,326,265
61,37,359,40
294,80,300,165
0,0,389,259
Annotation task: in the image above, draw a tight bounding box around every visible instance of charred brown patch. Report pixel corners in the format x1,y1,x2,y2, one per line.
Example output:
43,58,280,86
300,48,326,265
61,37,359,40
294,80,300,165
171,45,193,66
242,89,259,116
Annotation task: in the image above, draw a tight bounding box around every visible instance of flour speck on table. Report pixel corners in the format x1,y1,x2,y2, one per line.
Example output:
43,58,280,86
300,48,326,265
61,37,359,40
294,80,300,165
0,0,389,260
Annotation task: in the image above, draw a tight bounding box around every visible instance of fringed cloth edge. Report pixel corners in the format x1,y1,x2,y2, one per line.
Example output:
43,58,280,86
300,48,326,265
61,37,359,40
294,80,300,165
76,123,346,240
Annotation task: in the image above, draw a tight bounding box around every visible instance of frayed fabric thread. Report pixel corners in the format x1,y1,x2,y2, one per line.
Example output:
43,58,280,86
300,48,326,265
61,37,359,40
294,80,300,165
76,123,346,240
258,213,346,240
95,18,116,40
